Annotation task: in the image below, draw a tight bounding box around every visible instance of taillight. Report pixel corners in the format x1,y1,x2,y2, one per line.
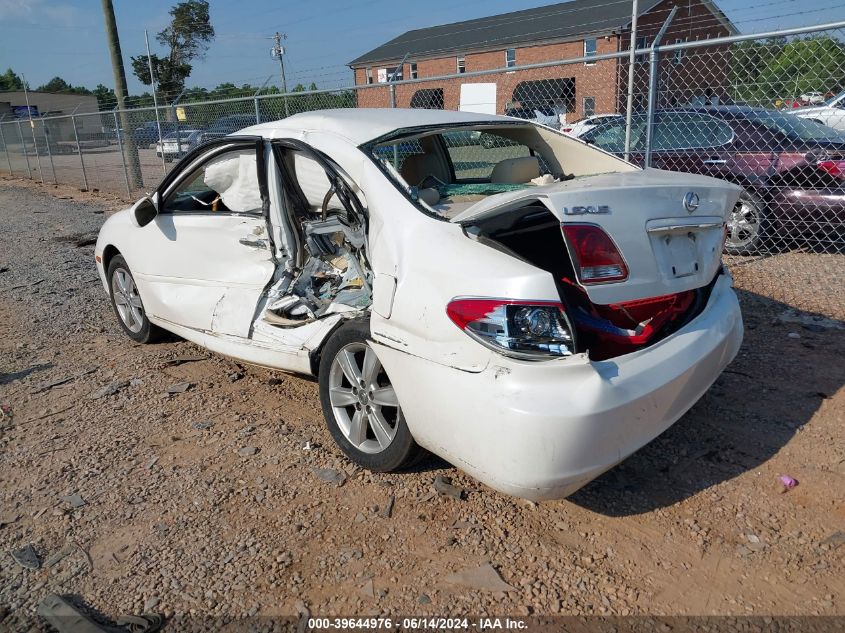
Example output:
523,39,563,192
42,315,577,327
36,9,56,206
446,298,575,359
561,224,629,284
562,127,573,133
817,160,845,178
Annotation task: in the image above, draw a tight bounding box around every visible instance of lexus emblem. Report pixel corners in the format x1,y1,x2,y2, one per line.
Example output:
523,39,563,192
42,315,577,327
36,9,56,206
683,191,700,213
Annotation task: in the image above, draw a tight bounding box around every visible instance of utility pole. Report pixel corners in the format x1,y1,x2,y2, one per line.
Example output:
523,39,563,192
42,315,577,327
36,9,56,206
272,32,290,117
100,0,142,188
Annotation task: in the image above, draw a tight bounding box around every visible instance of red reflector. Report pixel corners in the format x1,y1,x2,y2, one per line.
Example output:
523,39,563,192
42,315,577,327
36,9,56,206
562,224,629,284
817,160,845,178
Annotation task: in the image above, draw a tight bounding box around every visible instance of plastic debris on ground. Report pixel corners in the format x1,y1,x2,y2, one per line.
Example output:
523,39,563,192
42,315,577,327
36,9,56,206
779,474,799,492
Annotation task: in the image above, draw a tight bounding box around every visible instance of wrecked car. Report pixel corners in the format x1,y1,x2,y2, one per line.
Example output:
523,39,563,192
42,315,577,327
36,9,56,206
95,108,744,500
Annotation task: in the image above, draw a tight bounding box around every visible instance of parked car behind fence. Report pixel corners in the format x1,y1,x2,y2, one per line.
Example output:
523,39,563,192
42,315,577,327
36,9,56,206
581,106,845,254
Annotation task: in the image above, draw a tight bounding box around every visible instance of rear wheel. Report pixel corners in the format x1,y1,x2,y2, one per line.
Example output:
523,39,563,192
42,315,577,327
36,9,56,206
725,190,767,255
107,255,163,343
318,320,420,472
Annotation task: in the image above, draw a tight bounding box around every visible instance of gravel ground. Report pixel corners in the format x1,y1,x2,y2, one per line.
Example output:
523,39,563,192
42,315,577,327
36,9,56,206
1,178,844,629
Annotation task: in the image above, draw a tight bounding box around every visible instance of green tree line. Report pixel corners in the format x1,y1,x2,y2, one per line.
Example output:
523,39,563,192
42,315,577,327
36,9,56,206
729,35,845,106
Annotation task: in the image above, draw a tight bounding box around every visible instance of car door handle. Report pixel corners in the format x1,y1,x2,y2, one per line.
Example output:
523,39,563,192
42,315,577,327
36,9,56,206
703,158,727,165
238,237,268,249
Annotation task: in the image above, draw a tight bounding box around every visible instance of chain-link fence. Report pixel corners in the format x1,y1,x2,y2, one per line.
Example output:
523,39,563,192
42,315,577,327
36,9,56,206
1,20,843,318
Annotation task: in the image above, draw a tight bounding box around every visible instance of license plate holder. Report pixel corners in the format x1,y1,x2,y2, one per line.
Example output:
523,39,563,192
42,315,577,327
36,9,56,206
664,233,700,278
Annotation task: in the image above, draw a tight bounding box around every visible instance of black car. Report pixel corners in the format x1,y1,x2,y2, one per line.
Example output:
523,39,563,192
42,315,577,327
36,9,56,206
132,121,179,146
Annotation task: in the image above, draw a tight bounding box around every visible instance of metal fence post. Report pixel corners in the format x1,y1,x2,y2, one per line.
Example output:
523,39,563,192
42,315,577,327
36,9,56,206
389,84,396,108
42,119,57,184
28,118,45,184
71,115,89,192
16,120,32,179
114,111,132,198
644,48,659,168
0,123,13,176
254,96,261,124
643,6,676,169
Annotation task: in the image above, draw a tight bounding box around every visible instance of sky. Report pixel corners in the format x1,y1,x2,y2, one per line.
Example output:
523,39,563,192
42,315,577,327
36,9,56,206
1,0,843,99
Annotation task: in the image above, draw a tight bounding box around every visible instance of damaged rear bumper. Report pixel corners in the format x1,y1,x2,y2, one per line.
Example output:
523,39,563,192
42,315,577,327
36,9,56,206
373,273,743,501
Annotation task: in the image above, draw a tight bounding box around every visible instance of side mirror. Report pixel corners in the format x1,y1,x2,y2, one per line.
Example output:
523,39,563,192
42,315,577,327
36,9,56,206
132,196,158,228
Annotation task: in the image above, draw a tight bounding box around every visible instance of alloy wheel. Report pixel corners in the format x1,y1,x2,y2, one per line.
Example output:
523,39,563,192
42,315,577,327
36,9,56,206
111,268,145,333
727,196,762,252
328,342,401,454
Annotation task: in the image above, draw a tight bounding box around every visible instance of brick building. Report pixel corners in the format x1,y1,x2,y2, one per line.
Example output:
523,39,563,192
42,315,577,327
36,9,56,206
348,0,737,120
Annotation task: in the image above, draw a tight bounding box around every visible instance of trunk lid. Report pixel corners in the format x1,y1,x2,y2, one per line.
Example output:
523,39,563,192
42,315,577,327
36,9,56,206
452,168,742,305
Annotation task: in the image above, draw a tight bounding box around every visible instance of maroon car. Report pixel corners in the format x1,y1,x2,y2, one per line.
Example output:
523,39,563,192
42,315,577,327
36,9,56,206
581,106,845,254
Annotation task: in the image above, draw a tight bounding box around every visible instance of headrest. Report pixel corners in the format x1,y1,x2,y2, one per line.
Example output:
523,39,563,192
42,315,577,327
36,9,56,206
490,156,540,184
400,153,446,187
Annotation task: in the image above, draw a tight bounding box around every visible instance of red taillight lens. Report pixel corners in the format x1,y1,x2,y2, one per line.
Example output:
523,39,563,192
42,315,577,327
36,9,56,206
817,160,845,178
446,298,575,359
561,224,629,284
562,127,573,133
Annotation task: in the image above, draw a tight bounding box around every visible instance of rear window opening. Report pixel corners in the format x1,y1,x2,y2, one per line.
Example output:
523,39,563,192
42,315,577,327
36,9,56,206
364,122,635,220
467,203,715,361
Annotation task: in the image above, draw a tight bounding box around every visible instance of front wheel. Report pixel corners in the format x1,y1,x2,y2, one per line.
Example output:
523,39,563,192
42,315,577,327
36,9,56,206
725,190,768,255
318,320,420,472
107,255,163,343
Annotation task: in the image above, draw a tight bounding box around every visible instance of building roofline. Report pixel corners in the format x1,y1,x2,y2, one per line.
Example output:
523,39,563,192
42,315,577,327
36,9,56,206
349,29,623,69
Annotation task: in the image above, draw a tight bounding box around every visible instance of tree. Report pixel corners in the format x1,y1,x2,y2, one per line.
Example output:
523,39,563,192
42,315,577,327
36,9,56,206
93,84,117,110
38,76,71,92
36,76,93,95
0,68,24,90
130,0,215,100
730,36,845,107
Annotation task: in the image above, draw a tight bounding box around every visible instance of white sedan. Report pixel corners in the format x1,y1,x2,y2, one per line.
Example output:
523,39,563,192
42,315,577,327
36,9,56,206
560,114,624,137
95,108,743,500
155,129,206,162
792,90,845,131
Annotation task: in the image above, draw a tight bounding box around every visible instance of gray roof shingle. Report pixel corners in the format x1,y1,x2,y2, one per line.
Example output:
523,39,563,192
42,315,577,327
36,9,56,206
349,0,666,66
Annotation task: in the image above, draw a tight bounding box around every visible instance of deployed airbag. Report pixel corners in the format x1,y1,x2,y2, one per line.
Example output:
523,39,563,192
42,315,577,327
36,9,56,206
203,152,263,213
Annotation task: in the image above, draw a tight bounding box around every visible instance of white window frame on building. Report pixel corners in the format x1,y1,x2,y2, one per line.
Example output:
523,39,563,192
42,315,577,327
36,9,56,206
365,68,373,84
409,62,418,79
583,96,596,117
457,55,466,73
505,48,516,68
584,38,597,65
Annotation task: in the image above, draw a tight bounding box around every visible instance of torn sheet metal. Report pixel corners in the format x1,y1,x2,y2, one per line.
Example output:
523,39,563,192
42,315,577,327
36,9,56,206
263,216,371,327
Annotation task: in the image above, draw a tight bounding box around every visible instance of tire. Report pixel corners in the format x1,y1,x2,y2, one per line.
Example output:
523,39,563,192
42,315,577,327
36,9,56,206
318,320,420,472
107,255,163,344
724,190,768,256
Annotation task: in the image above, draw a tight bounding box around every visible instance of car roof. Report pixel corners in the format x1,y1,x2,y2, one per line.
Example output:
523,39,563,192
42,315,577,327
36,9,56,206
655,105,783,118
240,108,516,145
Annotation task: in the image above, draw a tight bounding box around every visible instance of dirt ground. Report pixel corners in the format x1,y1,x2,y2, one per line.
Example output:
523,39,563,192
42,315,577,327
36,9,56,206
1,178,844,628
